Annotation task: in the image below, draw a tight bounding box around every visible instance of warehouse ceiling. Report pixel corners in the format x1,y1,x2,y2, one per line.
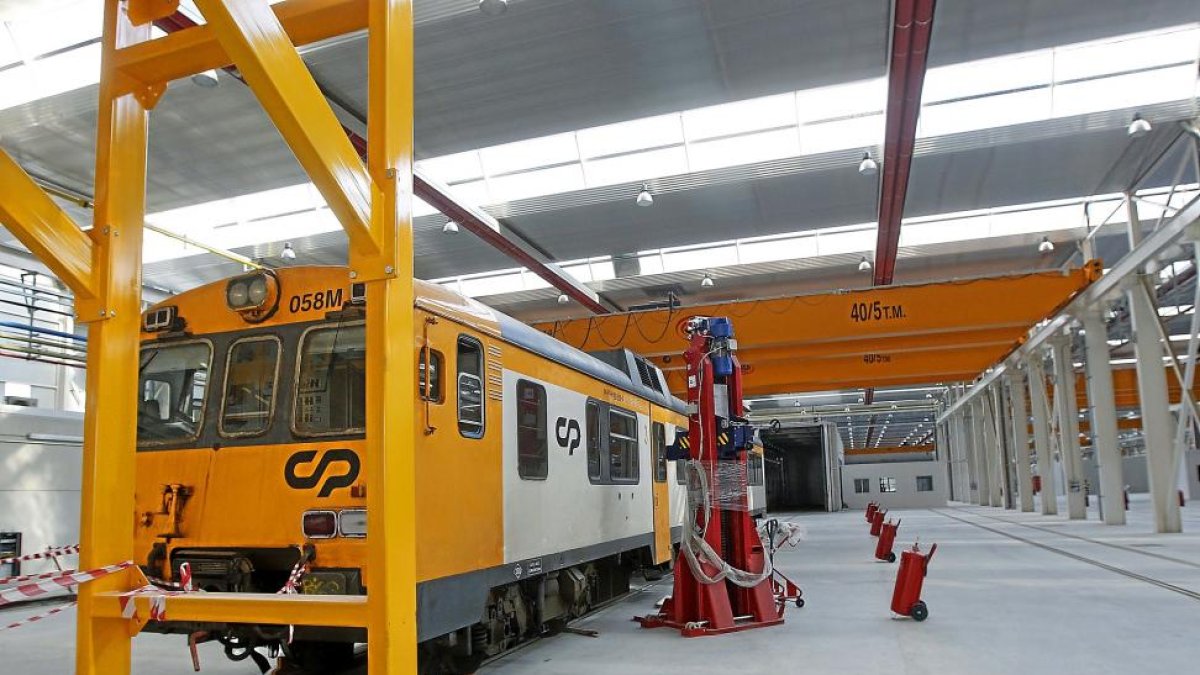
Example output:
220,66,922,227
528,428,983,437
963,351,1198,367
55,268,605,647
1,0,1199,449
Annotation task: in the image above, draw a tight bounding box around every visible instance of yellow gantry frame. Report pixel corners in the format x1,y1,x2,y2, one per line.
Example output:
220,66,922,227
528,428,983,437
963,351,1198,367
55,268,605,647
0,1,414,672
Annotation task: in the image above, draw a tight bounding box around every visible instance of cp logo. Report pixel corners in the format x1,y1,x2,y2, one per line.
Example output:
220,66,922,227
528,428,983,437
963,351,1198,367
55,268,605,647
555,417,581,455
284,449,361,498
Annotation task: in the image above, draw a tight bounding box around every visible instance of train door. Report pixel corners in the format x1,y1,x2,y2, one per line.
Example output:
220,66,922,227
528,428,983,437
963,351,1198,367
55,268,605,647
650,419,671,564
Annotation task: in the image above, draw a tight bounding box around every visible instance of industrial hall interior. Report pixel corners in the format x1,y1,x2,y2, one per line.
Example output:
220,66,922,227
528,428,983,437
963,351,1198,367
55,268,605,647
2,0,1200,673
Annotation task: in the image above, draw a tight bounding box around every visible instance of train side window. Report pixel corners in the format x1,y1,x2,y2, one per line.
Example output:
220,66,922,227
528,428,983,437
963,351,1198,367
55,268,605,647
294,324,366,435
652,422,667,483
516,379,548,480
419,349,444,402
219,336,281,437
457,335,485,438
608,407,639,484
136,341,212,445
586,401,601,481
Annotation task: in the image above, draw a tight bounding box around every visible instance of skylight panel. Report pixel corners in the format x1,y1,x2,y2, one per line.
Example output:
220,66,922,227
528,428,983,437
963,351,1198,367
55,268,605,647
1053,26,1200,83
0,28,19,66
418,150,484,184
661,245,735,273
6,0,102,58
583,146,688,188
0,65,34,111
441,180,491,208
737,234,818,264
27,41,101,101
479,132,578,176
814,228,875,256
461,271,524,297
795,78,885,122
576,114,683,159
923,51,1052,103
1051,64,1195,118
234,183,321,221
147,197,240,232
687,127,801,172
918,88,1051,137
488,164,585,203
413,196,437,218
683,93,797,141
800,114,883,155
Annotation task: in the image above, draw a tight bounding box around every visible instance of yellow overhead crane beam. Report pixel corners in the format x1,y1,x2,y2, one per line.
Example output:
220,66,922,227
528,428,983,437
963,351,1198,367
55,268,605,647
0,1,415,673
536,266,1100,396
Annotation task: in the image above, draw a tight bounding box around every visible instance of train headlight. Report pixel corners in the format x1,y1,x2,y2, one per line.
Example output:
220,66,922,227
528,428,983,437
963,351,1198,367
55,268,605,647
338,509,367,537
226,281,249,307
224,271,280,323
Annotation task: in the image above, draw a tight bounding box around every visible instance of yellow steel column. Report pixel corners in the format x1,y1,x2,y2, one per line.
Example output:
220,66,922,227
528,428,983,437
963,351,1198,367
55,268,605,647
361,1,417,673
76,2,151,673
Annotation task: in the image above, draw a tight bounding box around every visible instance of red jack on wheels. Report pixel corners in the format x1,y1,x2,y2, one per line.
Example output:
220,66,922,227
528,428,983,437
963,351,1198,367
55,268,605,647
636,316,800,637
874,518,900,563
891,542,937,621
865,502,879,523
869,508,887,536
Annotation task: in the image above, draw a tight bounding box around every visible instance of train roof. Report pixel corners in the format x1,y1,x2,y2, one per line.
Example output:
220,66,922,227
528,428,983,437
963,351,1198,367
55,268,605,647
416,279,686,415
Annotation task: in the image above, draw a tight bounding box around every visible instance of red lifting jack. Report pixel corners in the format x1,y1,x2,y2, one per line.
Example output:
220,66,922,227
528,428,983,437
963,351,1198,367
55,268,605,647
636,317,801,637
891,542,937,621
865,501,879,523
869,508,887,536
874,518,900,563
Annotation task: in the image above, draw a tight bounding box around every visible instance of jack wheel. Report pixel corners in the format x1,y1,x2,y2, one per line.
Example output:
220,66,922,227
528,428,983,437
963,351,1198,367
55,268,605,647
795,597,805,608
886,552,896,563
910,601,928,622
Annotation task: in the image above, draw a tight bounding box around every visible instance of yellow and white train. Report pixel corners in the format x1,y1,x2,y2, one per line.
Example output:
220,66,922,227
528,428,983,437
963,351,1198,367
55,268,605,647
134,265,774,672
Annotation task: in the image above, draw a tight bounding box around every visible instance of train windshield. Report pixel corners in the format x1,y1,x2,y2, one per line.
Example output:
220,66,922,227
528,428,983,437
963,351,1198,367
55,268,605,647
294,324,366,435
137,342,212,444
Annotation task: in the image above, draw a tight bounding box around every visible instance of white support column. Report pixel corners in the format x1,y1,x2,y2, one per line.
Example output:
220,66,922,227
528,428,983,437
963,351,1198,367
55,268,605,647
984,385,1004,507
1006,370,1036,512
1081,306,1126,525
1126,196,1183,533
995,380,1015,509
965,405,981,504
954,412,970,503
1051,334,1087,519
1027,353,1058,515
973,397,994,506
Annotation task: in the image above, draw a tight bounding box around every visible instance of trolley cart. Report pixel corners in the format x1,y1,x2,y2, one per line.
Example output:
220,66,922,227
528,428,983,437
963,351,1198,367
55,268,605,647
869,508,886,536
865,502,879,523
890,542,937,621
874,518,900,563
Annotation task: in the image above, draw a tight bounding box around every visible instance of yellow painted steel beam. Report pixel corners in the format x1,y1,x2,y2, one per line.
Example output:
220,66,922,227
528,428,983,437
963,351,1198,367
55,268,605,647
652,327,1019,373
113,0,366,92
193,0,378,261
845,445,933,456
362,0,418,673
537,269,1096,363
0,152,97,301
93,592,368,628
76,3,151,673
665,346,991,396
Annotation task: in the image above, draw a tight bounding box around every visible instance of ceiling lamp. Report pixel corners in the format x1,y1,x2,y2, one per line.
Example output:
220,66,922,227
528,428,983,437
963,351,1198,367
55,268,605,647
1127,113,1152,138
443,220,460,234
1038,236,1055,253
636,184,654,207
858,256,872,272
557,294,569,304
700,273,714,288
191,69,219,88
478,0,508,16
858,151,878,176
281,242,296,260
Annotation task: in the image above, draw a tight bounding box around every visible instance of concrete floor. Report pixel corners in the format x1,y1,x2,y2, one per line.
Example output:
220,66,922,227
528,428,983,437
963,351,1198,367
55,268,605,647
3,495,1197,674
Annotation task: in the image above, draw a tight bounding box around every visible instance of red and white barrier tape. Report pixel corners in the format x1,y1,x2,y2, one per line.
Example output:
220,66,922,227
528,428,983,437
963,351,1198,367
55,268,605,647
0,568,78,587
0,561,133,607
278,559,306,595
0,601,77,633
0,545,78,567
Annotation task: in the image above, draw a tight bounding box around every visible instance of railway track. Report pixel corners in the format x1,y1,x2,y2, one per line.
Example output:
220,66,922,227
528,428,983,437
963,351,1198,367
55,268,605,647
932,507,1200,604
